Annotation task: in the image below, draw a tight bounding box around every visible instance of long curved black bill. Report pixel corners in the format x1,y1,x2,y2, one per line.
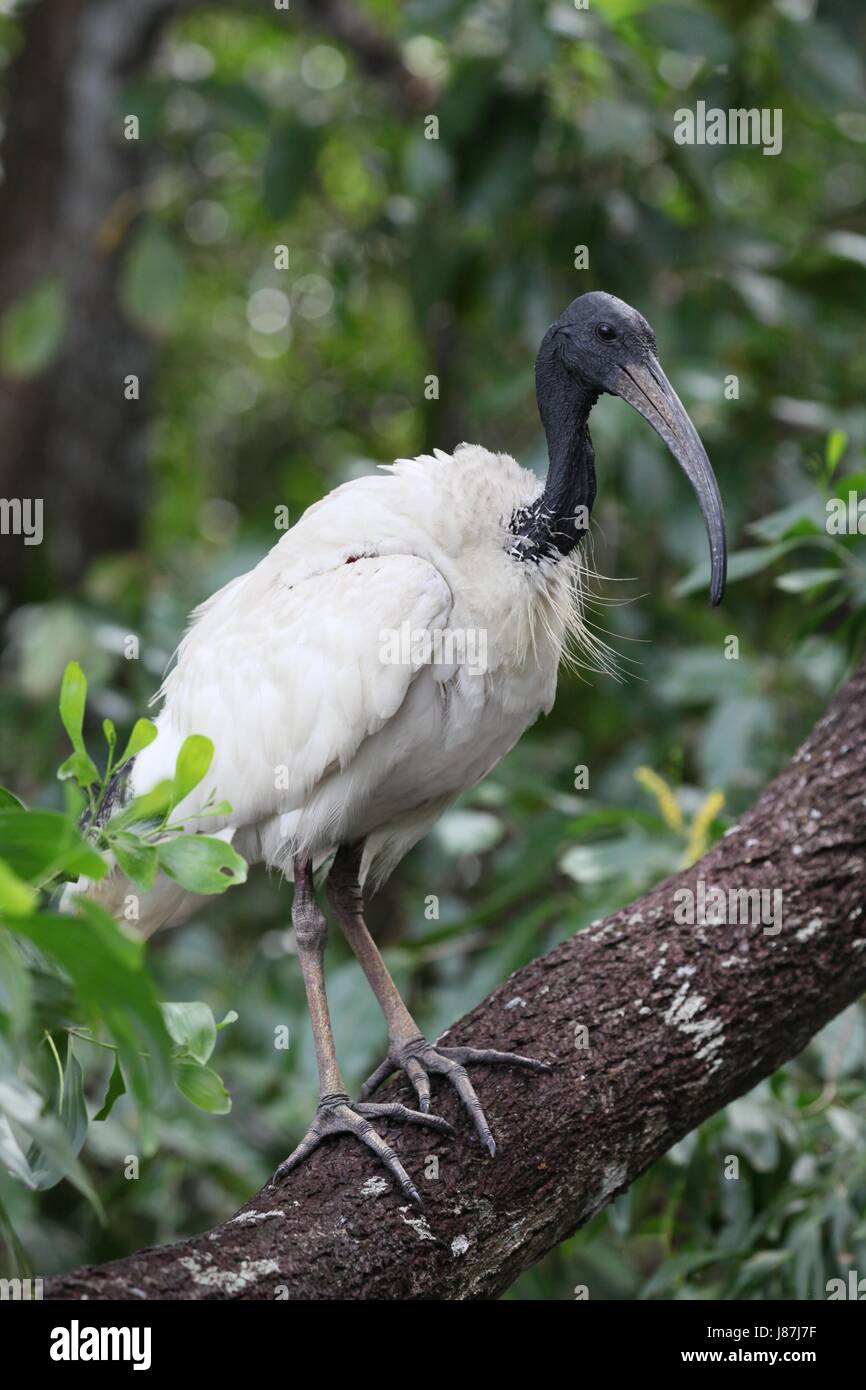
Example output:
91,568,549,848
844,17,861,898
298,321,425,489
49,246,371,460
611,356,727,607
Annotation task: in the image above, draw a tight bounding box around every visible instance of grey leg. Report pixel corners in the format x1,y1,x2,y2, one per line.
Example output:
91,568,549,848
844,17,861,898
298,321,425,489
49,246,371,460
271,854,452,1204
292,853,343,1097
327,845,551,1157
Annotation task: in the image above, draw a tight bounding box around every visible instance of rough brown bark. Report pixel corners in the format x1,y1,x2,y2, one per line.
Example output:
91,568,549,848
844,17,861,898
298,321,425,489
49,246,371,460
43,656,866,1300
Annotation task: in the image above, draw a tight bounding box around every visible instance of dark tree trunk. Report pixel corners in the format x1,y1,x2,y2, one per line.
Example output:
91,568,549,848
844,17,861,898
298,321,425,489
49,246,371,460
45,655,866,1300
0,0,188,601
0,0,431,604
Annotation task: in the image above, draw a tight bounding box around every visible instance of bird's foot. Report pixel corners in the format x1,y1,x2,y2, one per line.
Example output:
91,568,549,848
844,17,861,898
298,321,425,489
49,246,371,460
270,1091,453,1205
360,1034,551,1156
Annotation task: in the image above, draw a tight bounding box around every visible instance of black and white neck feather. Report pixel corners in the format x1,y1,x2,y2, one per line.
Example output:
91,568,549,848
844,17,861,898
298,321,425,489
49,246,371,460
509,326,598,566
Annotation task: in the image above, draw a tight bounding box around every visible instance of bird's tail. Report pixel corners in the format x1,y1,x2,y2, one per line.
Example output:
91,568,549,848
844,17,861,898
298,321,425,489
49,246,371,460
61,862,203,939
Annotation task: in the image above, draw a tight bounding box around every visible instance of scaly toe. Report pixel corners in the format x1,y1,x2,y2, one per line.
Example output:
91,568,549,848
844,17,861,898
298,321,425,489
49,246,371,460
272,1092,447,1202
365,1034,551,1156
356,1101,455,1134
438,1045,552,1072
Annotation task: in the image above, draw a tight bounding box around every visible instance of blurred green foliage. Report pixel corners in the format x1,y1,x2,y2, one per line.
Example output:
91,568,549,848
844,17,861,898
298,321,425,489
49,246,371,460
0,664,251,1264
2,0,866,1297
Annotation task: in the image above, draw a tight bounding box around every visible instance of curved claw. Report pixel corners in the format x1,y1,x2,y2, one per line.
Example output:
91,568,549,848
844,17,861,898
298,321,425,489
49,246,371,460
360,1056,396,1100
271,1129,321,1185
441,1061,496,1154
352,1117,421,1204
271,1092,453,1205
361,1035,550,1156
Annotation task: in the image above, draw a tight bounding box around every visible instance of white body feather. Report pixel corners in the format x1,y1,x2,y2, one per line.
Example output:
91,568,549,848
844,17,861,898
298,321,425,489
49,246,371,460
84,445,588,933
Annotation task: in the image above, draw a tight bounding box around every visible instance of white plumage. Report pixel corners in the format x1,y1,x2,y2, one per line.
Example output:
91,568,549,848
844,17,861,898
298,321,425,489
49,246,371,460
124,444,582,933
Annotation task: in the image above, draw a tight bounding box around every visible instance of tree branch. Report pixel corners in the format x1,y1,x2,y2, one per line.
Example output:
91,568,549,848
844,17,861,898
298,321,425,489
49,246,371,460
46,657,866,1299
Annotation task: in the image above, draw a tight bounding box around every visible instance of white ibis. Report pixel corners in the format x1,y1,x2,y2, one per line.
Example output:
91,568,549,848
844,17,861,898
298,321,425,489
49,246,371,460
89,291,727,1203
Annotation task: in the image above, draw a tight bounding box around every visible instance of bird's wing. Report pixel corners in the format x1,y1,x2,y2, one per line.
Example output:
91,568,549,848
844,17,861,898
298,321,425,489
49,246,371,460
132,553,453,827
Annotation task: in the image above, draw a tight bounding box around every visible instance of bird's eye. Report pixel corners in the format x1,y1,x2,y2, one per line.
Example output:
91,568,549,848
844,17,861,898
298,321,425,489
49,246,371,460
596,323,617,343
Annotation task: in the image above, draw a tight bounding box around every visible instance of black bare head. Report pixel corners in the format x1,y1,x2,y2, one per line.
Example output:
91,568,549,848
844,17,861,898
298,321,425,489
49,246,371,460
531,291,727,607
543,290,659,392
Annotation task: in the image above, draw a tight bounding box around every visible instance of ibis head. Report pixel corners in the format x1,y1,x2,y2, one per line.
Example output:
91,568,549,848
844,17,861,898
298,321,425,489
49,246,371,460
534,290,727,607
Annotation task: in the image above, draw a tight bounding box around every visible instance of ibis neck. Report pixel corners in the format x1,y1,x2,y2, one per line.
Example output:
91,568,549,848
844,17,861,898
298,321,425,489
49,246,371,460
510,343,597,564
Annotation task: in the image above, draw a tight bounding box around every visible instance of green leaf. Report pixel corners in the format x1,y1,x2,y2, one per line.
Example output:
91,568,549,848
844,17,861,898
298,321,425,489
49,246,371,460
216,1010,238,1031
59,662,89,754
61,781,86,821
641,1248,743,1298
0,1110,36,1189
0,1076,100,1212
836,469,866,495
674,542,800,597
102,719,117,762
0,789,24,811
117,718,157,770
0,275,67,378
0,932,31,1037
174,1060,231,1114
93,1056,126,1122
0,1183,31,1277
722,543,802,582
110,780,174,832
61,1039,89,1154
748,498,826,543
172,735,215,808
775,567,840,593
825,429,848,479
57,749,102,790
0,1084,40,1184
9,905,171,1109
0,860,38,915
734,1249,794,1293
158,834,247,894
0,810,105,885
107,831,158,891
162,1001,217,1065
